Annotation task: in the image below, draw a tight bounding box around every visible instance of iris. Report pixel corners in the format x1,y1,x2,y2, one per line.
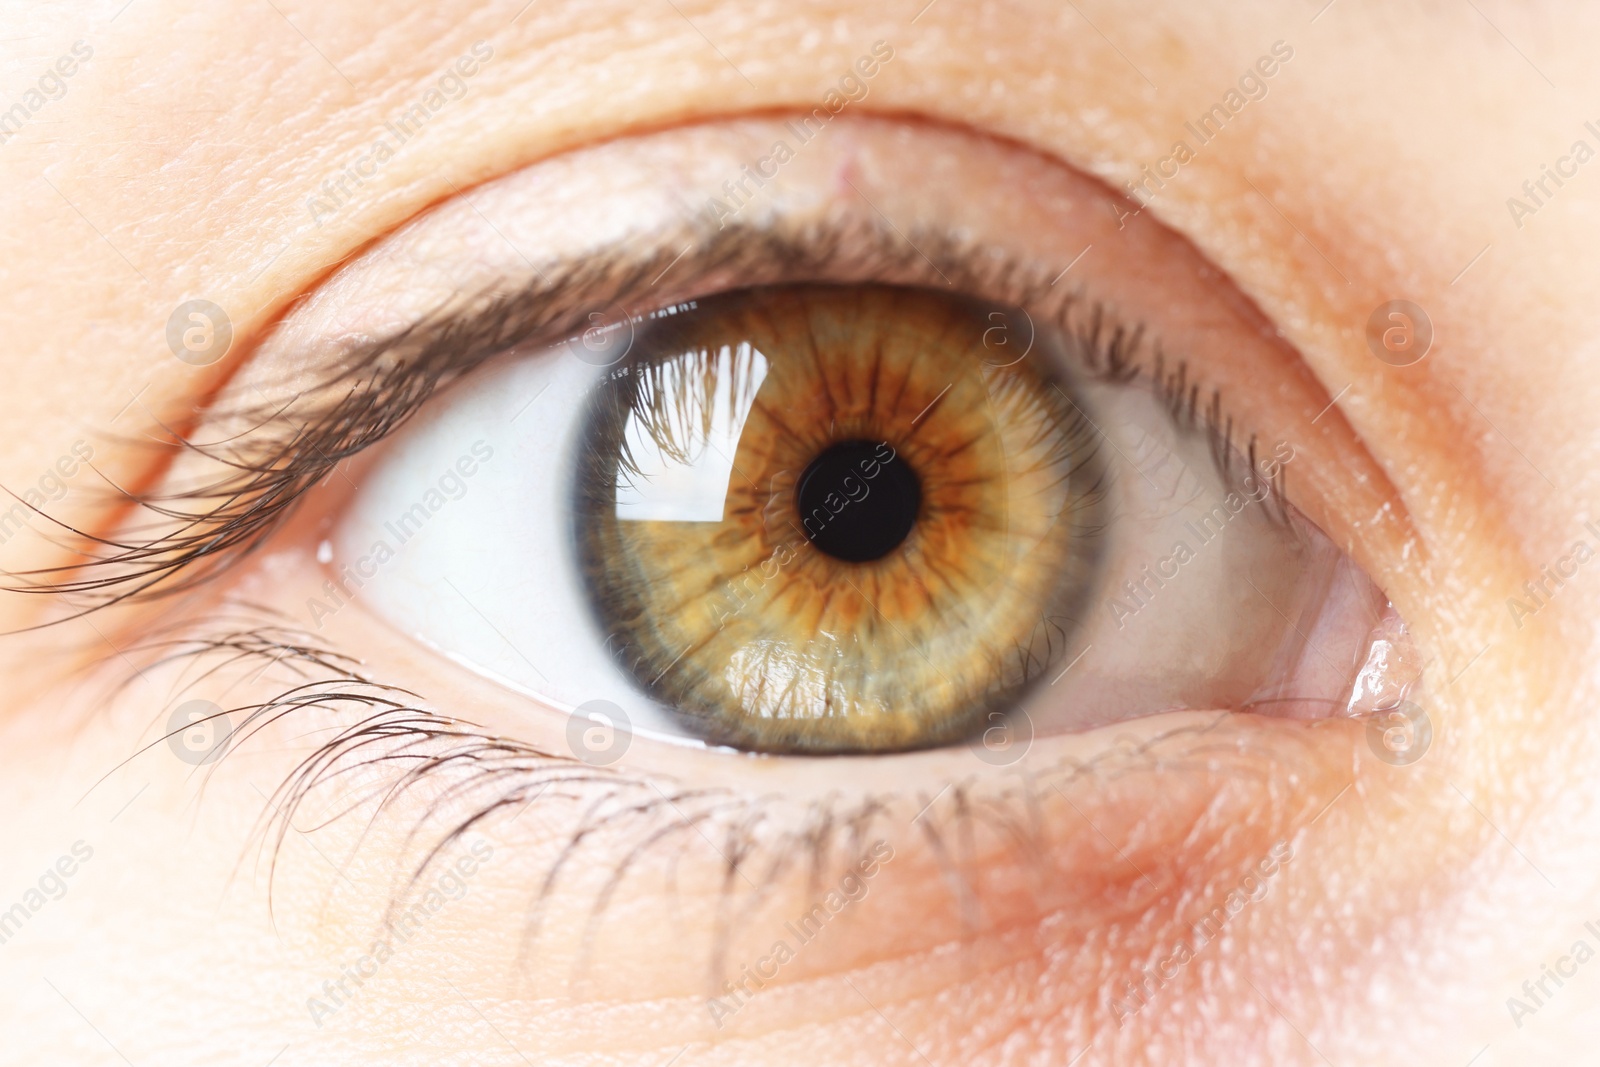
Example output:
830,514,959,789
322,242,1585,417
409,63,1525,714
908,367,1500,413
571,285,1106,753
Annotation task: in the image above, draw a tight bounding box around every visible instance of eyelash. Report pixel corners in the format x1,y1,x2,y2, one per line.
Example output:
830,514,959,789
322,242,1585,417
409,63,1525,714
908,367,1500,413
137,602,902,964
136,599,1268,984
53,213,1295,965
10,216,1283,624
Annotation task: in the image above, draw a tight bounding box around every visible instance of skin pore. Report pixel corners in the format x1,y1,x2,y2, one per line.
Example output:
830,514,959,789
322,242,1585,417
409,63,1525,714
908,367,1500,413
0,1,1597,1064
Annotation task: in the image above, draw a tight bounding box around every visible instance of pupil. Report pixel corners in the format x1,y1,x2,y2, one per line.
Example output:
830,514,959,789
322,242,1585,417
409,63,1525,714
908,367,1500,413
795,440,921,563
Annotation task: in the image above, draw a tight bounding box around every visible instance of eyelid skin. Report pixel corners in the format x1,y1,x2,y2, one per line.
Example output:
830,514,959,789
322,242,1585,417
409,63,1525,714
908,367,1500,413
101,114,1411,788
73,113,1415,1048
235,112,1407,580
7,112,1450,1067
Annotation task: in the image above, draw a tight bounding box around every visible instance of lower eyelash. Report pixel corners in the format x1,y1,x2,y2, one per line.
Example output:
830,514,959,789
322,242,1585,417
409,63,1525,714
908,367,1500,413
120,602,1285,991
128,605,893,959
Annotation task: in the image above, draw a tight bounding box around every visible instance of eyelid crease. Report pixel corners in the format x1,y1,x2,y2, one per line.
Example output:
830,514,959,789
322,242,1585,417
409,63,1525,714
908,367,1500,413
8,212,1282,624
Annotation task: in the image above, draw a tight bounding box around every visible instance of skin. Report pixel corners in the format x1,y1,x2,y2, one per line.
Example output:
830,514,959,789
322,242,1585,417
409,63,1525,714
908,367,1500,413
0,1,1596,1064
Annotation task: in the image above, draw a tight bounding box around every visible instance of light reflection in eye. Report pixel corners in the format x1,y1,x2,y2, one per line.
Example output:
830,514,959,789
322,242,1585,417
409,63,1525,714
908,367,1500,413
613,341,769,523
336,283,1401,756
574,284,1103,753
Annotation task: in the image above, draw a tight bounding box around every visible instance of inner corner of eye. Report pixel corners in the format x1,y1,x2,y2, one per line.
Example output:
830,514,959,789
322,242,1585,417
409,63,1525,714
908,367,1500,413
337,282,1410,760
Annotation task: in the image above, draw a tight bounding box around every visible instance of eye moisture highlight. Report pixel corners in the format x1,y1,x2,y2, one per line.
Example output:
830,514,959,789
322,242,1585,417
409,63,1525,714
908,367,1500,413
323,115,1415,767
572,285,1105,754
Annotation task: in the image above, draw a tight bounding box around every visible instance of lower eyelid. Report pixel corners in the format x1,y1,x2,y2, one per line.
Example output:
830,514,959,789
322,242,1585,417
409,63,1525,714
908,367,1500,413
102,578,1356,1060
176,589,1341,905
86,112,1402,975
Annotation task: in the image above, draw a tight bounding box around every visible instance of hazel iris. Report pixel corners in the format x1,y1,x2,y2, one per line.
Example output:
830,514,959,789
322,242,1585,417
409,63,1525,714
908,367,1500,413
572,284,1106,753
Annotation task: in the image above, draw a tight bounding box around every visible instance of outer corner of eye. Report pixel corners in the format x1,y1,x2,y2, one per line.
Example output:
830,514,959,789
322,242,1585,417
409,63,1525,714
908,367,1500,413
324,259,1411,770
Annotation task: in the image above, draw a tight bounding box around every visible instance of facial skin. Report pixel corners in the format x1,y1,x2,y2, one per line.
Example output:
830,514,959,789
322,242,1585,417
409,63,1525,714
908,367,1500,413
0,2,1597,1065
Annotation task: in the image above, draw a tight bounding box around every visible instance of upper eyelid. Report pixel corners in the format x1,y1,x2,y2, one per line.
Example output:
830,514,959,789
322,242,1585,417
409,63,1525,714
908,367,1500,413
14,215,1160,618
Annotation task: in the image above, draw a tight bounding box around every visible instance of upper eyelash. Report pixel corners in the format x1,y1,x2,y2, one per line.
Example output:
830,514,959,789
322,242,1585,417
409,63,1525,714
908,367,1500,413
1150,350,1294,527
3,212,1278,623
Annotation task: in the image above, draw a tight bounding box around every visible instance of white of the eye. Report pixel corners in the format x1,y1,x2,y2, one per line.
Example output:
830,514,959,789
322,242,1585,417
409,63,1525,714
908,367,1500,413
335,339,1381,746
332,343,702,742
1039,376,1385,731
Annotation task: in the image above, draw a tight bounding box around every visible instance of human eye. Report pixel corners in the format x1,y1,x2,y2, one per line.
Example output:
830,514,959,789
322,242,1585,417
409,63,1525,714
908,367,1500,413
39,112,1423,1062
340,281,1393,759
150,114,1419,818
14,4,1597,1062
313,119,1411,762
